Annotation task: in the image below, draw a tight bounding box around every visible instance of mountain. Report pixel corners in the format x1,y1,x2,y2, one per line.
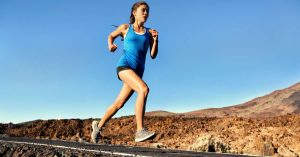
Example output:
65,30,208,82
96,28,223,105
184,82,300,117
145,110,180,117
146,82,300,118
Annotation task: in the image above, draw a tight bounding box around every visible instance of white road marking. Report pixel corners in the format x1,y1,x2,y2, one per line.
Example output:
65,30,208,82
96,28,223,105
0,140,151,157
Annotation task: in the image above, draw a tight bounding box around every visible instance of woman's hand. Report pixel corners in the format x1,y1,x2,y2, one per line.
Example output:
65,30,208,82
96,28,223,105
149,28,159,59
108,44,118,52
149,29,158,41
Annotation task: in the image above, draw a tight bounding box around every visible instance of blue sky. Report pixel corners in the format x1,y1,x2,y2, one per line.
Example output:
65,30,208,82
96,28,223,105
1,0,300,123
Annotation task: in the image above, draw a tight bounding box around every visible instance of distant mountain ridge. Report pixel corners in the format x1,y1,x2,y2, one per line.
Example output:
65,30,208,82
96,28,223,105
147,82,300,118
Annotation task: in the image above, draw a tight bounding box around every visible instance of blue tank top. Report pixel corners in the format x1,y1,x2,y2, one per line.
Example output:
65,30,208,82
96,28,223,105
117,24,150,77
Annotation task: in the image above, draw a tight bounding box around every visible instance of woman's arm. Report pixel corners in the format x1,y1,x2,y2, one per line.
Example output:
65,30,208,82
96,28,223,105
149,29,159,59
107,24,129,52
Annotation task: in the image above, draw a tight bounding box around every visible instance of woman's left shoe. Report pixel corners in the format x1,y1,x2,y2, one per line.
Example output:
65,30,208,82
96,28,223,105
135,128,155,142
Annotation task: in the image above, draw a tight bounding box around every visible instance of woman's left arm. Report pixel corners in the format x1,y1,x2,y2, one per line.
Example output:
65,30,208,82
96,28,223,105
149,29,159,59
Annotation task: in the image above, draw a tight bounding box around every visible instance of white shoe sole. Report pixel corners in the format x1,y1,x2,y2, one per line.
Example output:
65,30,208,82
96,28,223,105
135,132,155,142
91,120,99,143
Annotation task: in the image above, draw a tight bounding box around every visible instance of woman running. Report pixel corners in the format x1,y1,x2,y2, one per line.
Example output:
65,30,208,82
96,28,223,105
91,1,159,143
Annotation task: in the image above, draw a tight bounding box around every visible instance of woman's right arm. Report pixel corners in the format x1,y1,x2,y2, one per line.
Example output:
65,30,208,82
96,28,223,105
107,24,128,52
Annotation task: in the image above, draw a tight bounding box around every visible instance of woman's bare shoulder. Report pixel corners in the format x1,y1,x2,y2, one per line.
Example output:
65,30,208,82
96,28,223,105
119,24,129,30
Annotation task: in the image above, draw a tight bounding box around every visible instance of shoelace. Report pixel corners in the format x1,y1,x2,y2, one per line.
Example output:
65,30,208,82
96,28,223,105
137,128,146,134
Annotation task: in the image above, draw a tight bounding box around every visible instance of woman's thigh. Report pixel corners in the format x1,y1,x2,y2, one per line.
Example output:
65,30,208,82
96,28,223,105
115,83,134,104
118,69,148,93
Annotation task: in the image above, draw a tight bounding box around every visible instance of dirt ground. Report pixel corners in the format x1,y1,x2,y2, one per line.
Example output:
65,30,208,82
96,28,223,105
1,113,300,157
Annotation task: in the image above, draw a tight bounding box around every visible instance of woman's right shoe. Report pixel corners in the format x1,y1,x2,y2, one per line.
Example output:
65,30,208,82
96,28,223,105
91,120,101,143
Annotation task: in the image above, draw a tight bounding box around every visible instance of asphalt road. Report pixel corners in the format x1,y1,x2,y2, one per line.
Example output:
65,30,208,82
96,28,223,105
0,136,257,157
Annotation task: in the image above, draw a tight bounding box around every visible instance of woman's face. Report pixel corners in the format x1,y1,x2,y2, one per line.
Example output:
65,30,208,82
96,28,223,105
133,5,149,23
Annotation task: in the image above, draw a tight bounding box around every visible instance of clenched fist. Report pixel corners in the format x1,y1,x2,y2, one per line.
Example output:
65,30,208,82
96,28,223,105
108,44,118,52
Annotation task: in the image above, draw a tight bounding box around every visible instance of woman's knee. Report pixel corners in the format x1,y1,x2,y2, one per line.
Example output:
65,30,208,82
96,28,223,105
138,84,150,96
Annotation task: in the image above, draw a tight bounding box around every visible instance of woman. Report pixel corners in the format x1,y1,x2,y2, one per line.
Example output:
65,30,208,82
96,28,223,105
91,1,159,143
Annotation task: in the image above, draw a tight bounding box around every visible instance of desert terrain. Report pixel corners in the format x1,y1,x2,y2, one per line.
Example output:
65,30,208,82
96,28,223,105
1,82,300,156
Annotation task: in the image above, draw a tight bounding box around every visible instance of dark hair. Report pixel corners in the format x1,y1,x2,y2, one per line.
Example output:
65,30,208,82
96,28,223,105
129,1,150,24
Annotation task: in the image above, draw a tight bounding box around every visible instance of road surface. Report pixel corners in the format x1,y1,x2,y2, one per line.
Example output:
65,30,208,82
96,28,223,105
0,136,257,157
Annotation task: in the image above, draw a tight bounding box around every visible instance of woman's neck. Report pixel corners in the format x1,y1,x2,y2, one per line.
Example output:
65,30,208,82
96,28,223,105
133,21,144,29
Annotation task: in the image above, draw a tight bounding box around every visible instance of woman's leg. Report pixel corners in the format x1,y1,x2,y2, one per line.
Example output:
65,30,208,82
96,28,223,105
118,69,149,132
97,83,134,129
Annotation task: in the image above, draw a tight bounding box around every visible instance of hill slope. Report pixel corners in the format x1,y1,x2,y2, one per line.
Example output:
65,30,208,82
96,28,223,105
185,82,300,117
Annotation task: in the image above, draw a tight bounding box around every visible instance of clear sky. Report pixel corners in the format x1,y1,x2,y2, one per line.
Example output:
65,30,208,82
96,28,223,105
1,0,300,123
